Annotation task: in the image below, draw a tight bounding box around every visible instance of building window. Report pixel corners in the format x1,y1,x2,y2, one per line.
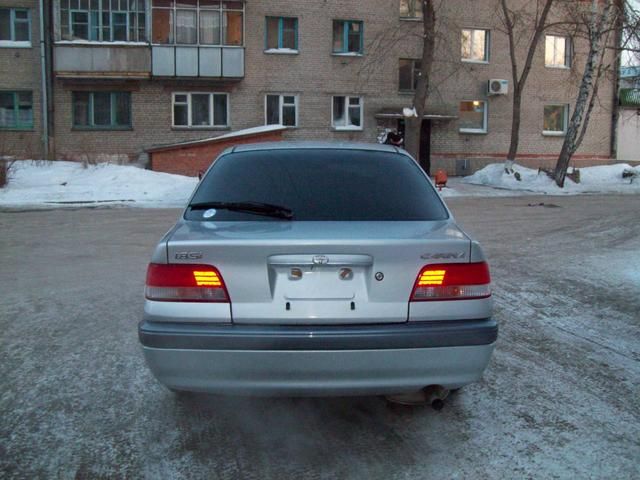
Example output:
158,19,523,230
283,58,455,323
543,104,568,135
73,92,131,129
265,17,297,51
60,0,146,42
0,91,33,129
399,59,421,92
545,35,571,68
332,96,362,130
172,92,228,128
265,94,297,127
0,8,31,46
332,20,363,55
459,100,487,133
399,0,422,19
461,29,489,62
152,0,243,46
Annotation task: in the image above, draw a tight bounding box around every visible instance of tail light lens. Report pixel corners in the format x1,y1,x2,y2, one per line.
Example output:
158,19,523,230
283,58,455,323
411,262,491,301
145,263,229,302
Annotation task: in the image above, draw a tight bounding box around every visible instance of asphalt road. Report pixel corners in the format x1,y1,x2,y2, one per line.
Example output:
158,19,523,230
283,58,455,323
1,195,639,479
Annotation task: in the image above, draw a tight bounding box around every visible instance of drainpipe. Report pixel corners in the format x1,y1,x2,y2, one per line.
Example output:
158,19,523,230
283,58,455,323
610,0,624,160
39,0,49,159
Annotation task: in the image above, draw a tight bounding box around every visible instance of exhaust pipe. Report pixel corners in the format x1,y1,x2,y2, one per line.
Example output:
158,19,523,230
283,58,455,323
385,385,450,409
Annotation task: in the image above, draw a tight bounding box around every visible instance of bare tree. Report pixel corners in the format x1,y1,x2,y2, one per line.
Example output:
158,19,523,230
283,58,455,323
403,0,437,174
552,0,618,187
499,0,555,174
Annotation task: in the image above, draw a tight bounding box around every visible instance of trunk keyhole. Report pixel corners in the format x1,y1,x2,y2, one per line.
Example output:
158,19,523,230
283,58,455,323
286,302,291,311
350,302,355,310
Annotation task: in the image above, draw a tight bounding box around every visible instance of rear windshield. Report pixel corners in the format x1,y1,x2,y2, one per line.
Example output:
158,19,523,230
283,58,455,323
186,148,449,221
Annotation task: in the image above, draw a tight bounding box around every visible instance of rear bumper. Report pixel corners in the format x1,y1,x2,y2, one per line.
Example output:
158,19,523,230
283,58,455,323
139,319,497,396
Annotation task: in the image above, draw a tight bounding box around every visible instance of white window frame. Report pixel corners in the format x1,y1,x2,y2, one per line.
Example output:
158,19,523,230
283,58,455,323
264,94,298,127
461,28,490,63
542,104,569,136
459,100,488,134
331,95,363,131
545,34,571,68
171,92,229,128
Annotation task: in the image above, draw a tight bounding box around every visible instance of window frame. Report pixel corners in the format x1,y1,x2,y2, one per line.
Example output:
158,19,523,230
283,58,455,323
264,94,298,127
332,19,363,55
72,91,132,130
60,0,146,43
461,28,490,63
399,0,422,20
545,34,571,68
331,95,363,131
458,100,488,134
265,16,298,52
398,58,422,92
0,8,31,47
0,90,34,130
171,92,230,128
542,104,569,136
152,1,244,47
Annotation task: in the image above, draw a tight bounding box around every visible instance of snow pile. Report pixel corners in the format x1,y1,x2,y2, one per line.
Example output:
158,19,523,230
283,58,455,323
462,163,640,195
0,161,198,208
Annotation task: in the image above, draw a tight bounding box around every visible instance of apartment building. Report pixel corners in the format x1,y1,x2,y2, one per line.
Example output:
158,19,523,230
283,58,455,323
1,0,619,174
0,0,47,158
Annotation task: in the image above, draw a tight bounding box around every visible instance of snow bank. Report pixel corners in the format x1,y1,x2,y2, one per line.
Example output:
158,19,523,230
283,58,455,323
0,160,198,208
462,163,640,195
2,159,639,209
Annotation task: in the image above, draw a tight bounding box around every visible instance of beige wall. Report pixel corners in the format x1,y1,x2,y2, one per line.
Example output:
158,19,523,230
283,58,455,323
617,109,640,161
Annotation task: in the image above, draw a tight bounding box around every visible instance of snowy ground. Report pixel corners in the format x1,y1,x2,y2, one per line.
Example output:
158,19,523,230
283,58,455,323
1,161,639,209
0,161,198,208
450,162,640,197
1,196,638,478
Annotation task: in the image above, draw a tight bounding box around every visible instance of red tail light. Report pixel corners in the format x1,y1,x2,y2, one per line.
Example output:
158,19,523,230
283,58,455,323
410,262,491,301
145,263,229,302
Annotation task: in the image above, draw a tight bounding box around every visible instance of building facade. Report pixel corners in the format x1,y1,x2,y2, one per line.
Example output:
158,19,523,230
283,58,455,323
1,0,621,174
0,0,47,158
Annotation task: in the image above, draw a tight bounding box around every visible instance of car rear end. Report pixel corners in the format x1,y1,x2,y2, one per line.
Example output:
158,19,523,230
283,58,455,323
138,143,497,396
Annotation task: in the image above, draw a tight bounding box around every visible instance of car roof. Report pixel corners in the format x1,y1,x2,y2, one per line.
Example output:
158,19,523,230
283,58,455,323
229,141,403,155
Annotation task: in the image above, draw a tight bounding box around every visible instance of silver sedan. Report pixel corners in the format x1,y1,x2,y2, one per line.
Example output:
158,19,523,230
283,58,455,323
138,142,496,400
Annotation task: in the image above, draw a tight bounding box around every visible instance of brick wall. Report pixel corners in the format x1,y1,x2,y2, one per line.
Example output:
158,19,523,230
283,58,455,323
0,0,44,159
149,130,284,176
47,0,617,173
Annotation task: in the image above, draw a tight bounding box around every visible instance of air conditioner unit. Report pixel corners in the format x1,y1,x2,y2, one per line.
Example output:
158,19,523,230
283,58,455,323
488,79,509,95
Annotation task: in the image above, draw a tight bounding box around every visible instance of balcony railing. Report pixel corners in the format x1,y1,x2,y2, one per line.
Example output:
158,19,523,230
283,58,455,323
151,45,244,78
53,43,151,78
53,43,244,80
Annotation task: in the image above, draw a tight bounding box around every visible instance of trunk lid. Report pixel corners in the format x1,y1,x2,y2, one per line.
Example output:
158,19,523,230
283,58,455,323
167,220,471,325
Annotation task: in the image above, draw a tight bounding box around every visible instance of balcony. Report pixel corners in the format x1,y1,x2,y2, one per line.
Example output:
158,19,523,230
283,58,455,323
151,46,244,78
54,43,151,79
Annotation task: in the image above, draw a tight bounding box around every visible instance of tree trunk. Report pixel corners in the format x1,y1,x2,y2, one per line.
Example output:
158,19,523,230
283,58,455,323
404,0,436,175
500,0,555,170
554,0,614,187
404,117,421,168
506,87,522,164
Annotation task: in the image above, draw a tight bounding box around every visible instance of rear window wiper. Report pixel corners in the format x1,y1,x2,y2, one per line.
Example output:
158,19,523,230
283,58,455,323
189,201,294,220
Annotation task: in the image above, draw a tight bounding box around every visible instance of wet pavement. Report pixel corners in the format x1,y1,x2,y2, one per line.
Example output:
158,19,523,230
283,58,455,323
1,195,639,479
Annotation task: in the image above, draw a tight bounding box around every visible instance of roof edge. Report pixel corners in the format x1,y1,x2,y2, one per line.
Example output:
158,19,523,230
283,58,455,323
145,125,287,153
